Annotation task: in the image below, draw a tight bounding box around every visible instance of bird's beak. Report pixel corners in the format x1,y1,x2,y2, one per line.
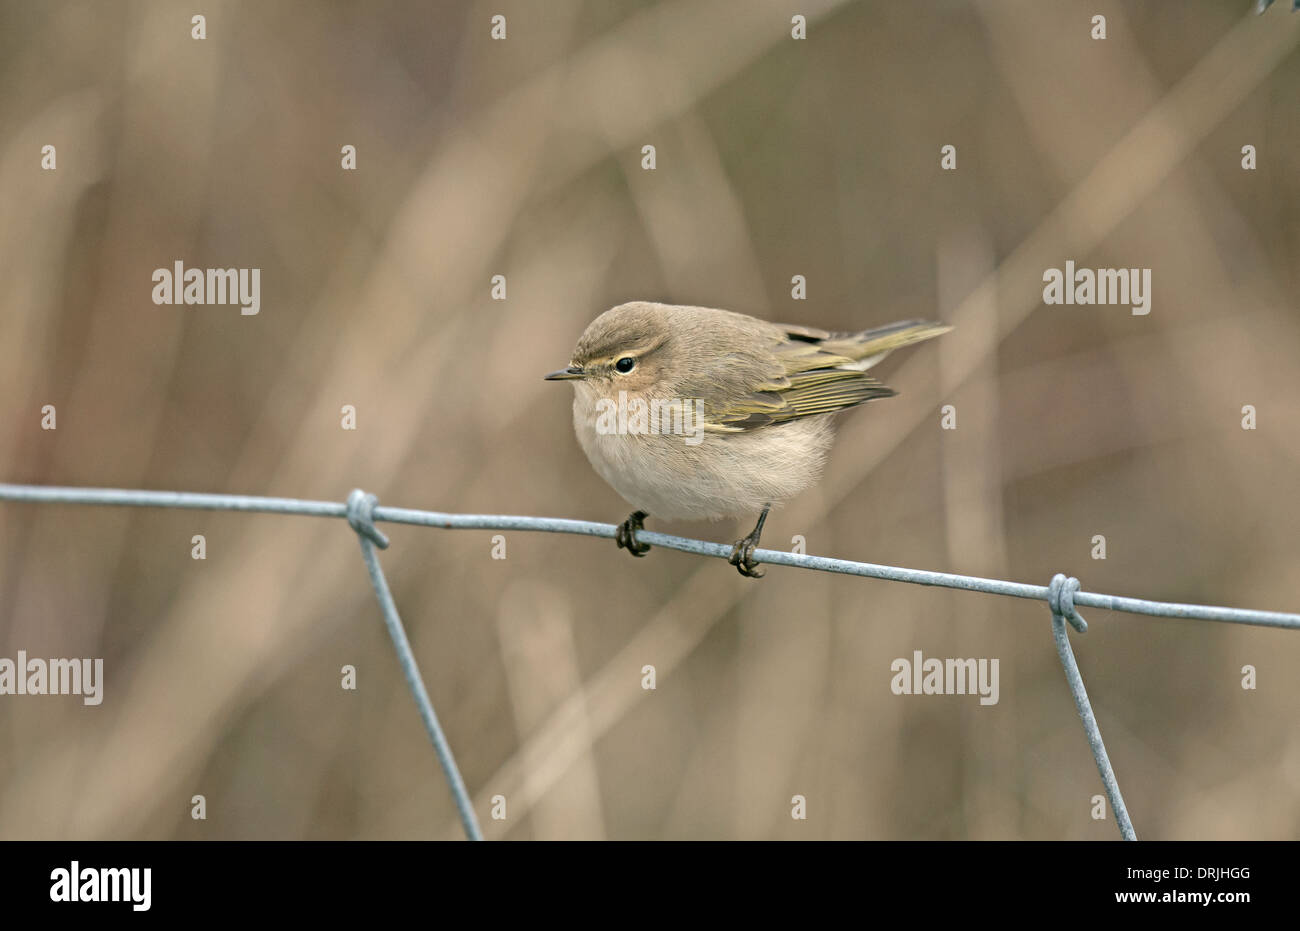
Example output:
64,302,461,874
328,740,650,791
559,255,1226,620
543,365,586,381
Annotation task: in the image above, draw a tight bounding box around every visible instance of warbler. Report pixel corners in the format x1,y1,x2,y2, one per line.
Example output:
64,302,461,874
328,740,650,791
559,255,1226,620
545,302,950,578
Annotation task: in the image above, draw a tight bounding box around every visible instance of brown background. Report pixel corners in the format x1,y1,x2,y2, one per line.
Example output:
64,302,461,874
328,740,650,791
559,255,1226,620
0,0,1297,839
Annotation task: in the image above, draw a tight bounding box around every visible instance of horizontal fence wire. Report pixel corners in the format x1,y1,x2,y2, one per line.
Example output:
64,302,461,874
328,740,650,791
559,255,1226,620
2,482,1298,840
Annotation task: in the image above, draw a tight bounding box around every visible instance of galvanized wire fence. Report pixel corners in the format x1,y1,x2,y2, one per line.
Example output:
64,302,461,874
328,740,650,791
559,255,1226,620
2,481,1298,841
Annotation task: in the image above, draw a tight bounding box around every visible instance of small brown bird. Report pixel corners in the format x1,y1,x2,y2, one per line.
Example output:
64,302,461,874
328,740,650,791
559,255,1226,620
545,302,950,578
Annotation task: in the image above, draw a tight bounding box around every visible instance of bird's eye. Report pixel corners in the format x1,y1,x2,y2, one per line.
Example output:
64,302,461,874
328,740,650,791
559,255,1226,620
615,357,636,373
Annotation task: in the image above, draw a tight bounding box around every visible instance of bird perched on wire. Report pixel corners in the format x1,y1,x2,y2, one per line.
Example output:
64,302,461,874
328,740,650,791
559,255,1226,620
545,301,950,578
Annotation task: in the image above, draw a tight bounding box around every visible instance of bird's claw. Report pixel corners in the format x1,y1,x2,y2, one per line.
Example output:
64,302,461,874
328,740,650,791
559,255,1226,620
728,505,770,579
616,510,651,557
728,537,765,578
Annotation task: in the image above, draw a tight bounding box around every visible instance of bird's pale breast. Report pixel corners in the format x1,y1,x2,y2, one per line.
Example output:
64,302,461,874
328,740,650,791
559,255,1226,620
572,392,833,521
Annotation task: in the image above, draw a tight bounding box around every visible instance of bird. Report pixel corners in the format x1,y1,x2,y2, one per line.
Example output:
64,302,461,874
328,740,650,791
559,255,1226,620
545,301,951,578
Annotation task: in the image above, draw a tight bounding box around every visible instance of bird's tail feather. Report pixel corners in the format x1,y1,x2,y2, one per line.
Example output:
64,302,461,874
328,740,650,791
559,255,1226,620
833,319,951,370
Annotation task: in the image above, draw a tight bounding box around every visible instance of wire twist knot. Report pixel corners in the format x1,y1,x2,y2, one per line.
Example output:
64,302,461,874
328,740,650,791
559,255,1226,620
346,489,390,549
1049,573,1087,633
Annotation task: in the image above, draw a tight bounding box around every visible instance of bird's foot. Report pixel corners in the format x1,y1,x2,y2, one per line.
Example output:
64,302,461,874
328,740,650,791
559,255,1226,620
727,504,771,579
615,510,651,557
728,537,765,578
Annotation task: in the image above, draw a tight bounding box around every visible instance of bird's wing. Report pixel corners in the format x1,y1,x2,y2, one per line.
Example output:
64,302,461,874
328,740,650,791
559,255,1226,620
699,320,948,432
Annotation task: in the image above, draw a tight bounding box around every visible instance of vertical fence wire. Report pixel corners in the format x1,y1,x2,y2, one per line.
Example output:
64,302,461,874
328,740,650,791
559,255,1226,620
345,490,482,841
1047,575,1135,839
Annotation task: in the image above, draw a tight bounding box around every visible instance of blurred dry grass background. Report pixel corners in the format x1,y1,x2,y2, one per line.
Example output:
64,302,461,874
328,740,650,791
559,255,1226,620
1,0,1298,840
